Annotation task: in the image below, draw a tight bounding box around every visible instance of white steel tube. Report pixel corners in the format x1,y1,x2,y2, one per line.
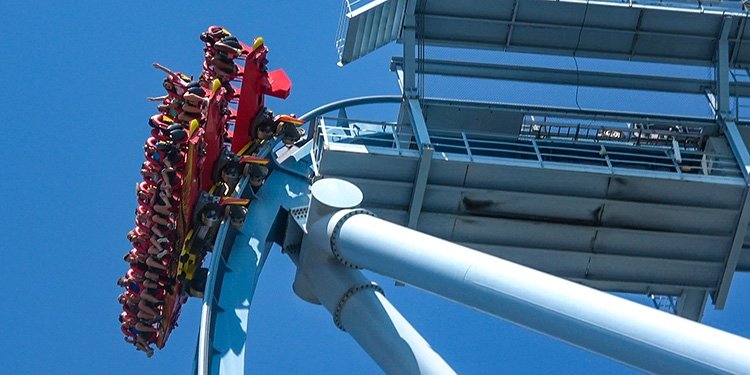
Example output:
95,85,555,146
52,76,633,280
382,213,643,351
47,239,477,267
321,210,750,375
296,238,456,375
296,178,455,375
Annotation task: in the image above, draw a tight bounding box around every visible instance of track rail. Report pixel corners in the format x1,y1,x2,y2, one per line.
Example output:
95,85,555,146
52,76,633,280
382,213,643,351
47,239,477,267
193,96,405,374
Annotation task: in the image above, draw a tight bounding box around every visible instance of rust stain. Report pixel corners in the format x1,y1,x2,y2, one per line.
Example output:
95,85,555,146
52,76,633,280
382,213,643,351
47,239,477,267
462,197,495,210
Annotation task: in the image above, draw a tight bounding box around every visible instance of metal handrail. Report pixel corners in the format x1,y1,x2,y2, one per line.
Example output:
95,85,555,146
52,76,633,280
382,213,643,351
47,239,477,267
519,119,706,150
317,120,742,178
318,116,419,153
306,96,741,178
336,0,369,60
619,0,742,11
335,1,350,60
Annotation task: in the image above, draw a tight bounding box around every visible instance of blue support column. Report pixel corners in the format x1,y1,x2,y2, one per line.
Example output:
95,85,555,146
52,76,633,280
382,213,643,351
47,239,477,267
675,290,708,322
717,16,750,180
389,56,750,96
402,0,417,98
714,15,750,309
407,98,430,149
715,190,750,308
336,107,350,134
717,17,731,117
408,146,432,229
405,96,432,229
394,23,433,228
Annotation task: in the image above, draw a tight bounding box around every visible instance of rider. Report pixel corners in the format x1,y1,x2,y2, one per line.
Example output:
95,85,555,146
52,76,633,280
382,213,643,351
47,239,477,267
120,313,157,357
214,35,243,56
151,63,192,99
117,276,164,305
247,164,269,193
254,108,276,141
181,82,207,115
280,122,303,147
119,293,162,324
200,26,232,47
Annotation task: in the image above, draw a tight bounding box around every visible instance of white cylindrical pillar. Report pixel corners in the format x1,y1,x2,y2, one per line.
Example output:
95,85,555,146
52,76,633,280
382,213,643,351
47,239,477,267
320,210,750,375
295,179,455,375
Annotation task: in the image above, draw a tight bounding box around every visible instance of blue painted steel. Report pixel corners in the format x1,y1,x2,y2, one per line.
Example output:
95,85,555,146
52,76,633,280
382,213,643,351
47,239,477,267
407,146,433,228
715,189,750,308
196,143,312,374
187,0,750,371
390,57,750,97
342,0,750,67
421,98,719,128
323,210,750,374
713,19,750,308
338,0,406,65
195,91,750,372
407,98,431,148
194,215,230,374
335,107,350,132
299,95,718,130
298,95,402,121
299,180,456,373
197,96,407,374
310,95,750,322
402,4,416,96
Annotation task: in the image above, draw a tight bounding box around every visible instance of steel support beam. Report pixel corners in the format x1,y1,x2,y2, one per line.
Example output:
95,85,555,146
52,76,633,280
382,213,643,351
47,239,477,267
405,95,432,228
730,16,747,66
676,289,709,321
718,119,750,170
390,57,750,96
407,146,432,228
504,0,520,49
401,0,418,97
718,17,733,117
392,70,428,153
336,107,350,130
397,0,421,152
706,89,718,116
715,190,750,308
422,14,718,43
407,98,431,148
714,16,750,308
314,86,718,130
422,97,719,130
313,205,750,374
394,65,416,150
629,9,645,58
395,64,406,94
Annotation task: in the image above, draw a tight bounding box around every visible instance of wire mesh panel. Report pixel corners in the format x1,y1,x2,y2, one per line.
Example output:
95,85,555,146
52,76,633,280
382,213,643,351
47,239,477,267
650,294,679,315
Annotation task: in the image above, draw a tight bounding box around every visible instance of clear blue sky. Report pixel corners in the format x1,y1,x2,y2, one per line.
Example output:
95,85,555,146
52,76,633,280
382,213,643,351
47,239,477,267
1,1,749,374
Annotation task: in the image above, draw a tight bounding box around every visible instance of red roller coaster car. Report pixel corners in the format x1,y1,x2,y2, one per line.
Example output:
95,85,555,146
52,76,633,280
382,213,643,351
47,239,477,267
118,26,301,356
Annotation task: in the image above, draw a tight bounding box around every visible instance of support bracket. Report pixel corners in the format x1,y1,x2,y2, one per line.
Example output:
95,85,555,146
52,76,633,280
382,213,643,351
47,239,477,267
408,146,433,229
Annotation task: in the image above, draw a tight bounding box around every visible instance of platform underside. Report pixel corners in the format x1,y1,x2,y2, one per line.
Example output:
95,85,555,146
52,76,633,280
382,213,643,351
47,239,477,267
316,141,749,319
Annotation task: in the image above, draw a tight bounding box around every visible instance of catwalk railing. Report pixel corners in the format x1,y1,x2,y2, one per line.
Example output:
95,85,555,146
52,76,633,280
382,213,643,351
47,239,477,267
336,0,368,60
601,0,740,10
314,116,742,179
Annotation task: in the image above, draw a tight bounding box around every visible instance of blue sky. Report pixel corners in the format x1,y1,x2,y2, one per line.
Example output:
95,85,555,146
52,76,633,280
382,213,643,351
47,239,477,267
1,1,749,374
